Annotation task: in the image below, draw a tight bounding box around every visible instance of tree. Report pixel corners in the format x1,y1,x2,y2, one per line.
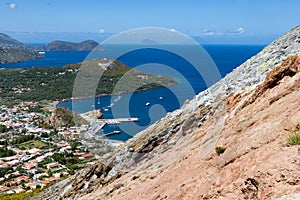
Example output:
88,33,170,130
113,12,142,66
0,125,8,133
29,173,34,179
41,132,49,138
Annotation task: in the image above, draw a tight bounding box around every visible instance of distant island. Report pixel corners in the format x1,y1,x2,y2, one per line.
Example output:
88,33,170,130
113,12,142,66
39,40,102,51
0,33,44,64
0,59,176,105
0,33,103,64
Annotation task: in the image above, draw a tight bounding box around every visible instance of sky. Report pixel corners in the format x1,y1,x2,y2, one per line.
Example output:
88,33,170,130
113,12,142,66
1,0,300,44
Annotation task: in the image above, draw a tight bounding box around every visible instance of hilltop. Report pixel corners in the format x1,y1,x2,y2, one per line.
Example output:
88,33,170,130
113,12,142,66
41,40,101,51
0,33,24,48
32,26,300,200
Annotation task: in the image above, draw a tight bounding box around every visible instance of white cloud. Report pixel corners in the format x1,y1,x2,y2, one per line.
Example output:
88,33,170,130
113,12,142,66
230,27,246,34
237,27,245,33
99,29,105,33
9,3,17,9
170,28,176,32
202,30,216,36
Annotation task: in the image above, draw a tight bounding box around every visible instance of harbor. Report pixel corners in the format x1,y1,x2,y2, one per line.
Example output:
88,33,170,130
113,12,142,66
84,117,139,140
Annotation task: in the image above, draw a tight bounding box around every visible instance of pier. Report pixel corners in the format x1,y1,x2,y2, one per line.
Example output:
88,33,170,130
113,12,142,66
98,131,121,138
84,118,139,139
96,117,139,124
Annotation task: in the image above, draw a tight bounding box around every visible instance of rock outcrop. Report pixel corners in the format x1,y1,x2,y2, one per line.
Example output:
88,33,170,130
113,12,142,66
46,107,88,128
80,109,103,123
32,26,300,200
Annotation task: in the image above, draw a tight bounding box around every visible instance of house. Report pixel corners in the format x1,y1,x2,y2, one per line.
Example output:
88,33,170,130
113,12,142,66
47,177,60,182
14,175,30,183
61,171,69,177
25,182,38,190
73,152,83,156
6,160,20,167
46,163,59,169
13,187,25,194
27,148,43,155
70,132,80,139
57,141,69,147
22,162,36,170
33,172,48,180
82,153,93,159
0,186,9,193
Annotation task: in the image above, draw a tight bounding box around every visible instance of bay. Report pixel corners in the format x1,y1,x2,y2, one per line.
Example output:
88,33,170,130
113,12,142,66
0,45,265,141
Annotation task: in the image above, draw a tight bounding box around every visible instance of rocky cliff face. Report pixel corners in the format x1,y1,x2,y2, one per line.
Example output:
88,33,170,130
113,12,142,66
46,107,88,128
33,26,300,200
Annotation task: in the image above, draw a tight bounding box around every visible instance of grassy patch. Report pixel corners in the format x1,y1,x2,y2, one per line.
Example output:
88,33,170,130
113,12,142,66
17,140,45,150
215,146,226,155
287,130,300,145
0,188,42,200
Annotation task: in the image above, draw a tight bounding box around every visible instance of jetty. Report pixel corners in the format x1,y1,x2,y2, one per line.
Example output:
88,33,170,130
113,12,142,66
84,118,139,139
98,131,121,138
96,117,139,124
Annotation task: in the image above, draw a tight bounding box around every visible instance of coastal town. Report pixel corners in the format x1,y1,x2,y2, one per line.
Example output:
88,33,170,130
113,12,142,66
0,101,108,196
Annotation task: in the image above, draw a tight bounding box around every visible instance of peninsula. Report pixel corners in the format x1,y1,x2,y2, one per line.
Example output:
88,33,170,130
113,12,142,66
0,58,176,105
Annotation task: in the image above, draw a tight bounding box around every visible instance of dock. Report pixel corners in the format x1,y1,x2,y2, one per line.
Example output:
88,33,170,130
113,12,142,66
84,118,139,139
96,117,139,124
84,121,106,139
98,131,121,138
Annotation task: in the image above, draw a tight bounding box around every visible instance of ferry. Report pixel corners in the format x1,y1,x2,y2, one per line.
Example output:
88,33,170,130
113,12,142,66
38,51,45,55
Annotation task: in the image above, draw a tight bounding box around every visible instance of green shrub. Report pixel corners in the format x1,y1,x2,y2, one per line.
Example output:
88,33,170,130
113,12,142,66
287,131,300,145
132,175,139,180
215,146,226,155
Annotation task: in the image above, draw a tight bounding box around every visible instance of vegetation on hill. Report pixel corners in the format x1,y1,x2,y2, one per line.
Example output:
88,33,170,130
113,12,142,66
287,125,300,145
0,59,176,105
0,147,16,157
41,40,101,51
0,47,44,64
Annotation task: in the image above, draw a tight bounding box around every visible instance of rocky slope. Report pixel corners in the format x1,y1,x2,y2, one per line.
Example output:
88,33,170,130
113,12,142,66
33,26,300,200
0,47,44,64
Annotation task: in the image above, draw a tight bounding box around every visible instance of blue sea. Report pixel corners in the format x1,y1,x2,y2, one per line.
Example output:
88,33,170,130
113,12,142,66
0,45,265,141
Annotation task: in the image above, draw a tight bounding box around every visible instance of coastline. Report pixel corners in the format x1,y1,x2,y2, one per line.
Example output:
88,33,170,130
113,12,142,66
60,81,178,102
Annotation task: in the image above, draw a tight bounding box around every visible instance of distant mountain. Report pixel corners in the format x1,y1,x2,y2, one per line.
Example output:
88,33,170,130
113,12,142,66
43,40,102,51
0,33,44,64
0,33,25,48
0,47,44,64
141,38,158,44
